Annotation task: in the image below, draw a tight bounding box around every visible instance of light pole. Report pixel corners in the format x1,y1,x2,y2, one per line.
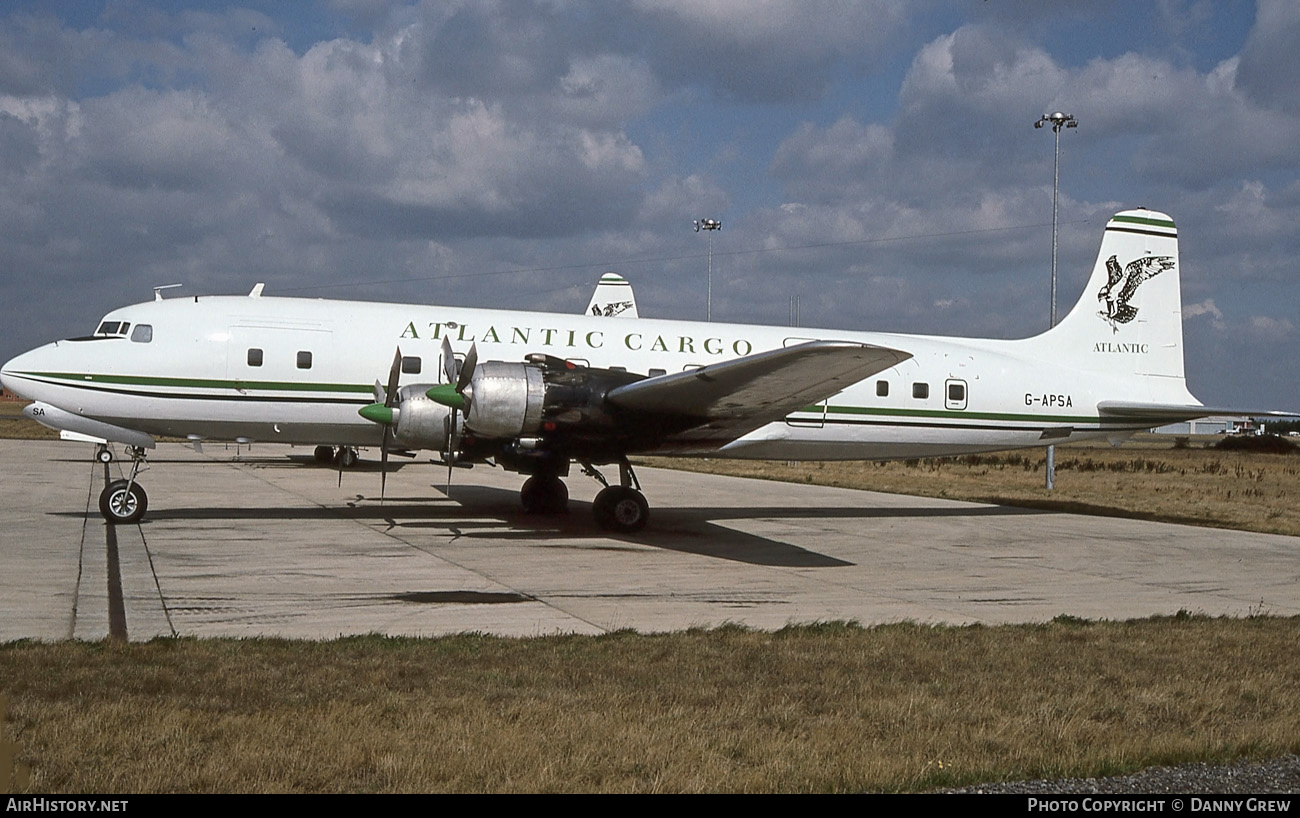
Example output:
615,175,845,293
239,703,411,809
694,218,721,321
1034,111,1077,491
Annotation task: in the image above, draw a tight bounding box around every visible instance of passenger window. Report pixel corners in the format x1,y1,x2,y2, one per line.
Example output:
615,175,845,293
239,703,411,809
247,348,263,367
912,382,929,400
948,382,965,402
297,351,313,369
130,324,153,343
401,356,421,375
876,380,889,397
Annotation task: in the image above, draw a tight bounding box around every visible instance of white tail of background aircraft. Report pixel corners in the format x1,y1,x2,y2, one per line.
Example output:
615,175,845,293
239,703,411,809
586,272,639,318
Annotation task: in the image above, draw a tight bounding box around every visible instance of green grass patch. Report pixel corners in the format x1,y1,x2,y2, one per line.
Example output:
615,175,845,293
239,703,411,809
4,617,1300,793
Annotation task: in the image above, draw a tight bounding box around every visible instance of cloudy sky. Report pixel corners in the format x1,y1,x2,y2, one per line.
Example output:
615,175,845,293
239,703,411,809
1,0,1296,409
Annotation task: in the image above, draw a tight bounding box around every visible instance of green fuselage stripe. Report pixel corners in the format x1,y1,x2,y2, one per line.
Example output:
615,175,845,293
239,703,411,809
20,370,372,394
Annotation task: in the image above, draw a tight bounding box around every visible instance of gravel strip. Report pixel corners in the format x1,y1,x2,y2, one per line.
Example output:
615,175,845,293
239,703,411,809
944,755,1300,794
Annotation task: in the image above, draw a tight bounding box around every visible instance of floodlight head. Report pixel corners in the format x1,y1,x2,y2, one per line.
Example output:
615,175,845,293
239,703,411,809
1035,112,1077,133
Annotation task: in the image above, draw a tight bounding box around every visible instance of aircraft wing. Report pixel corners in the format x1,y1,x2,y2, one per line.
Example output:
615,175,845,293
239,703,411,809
606,340,911,450
1097,401,1297,422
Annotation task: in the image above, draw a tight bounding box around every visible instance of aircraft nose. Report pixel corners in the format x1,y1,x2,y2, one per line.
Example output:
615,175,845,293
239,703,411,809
1,355,19,396
2,348,40,399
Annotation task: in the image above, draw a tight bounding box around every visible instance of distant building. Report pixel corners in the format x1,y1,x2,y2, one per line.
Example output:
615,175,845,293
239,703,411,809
1154,416,1251,435
1,387,25,402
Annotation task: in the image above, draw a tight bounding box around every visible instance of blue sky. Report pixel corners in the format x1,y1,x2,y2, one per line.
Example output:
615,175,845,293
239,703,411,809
1,1,1296,410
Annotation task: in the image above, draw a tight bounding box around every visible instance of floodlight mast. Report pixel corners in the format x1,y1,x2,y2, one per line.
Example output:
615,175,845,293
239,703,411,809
694,218,722,321
1035,111,1077,491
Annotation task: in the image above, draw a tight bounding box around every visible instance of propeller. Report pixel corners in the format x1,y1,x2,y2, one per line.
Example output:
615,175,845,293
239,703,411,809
356,348,404,501
430,337,478,488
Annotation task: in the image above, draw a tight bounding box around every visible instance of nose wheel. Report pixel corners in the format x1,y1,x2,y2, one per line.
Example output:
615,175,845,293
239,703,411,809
99,479,148,524
97,446,149,524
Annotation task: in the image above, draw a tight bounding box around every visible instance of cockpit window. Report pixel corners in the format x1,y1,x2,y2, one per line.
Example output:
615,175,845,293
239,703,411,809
95,321,131,337
130,324,153,343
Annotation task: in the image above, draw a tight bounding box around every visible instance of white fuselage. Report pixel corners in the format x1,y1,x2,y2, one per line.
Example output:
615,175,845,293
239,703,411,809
1,293,1152,460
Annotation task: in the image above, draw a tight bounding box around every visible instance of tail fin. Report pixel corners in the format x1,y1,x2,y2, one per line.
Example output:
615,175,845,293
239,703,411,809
586,272,639,318
1037,210,1190,392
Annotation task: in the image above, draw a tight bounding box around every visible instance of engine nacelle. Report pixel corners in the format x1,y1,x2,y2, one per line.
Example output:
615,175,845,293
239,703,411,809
391,384,453,450
463,361,546,438
456,357,644,442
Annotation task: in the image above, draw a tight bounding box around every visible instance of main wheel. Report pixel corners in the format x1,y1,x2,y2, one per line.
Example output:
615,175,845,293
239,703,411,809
99,480,148,524
592,486,649,533
521,475,569,514
313,445,335,464
335,447,359,468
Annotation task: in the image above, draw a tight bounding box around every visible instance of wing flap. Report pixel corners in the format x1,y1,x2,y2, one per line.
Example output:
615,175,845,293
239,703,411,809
607,340,910,446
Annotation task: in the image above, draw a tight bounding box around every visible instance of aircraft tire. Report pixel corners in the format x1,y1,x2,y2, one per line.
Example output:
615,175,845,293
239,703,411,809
593,486,649,533
313,445,335,464
99,480,148,525
96,446,114,464
521,475,568,514
335,447,359,468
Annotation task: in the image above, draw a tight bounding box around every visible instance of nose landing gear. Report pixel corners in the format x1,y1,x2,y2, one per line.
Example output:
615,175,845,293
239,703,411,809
98,446,149,524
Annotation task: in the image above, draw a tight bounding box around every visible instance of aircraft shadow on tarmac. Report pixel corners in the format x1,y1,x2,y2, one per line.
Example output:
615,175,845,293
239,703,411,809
79,481,1045,570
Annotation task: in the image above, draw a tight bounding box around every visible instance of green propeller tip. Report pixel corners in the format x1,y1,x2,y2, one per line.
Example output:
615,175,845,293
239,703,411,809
358,403,395,424
427,383,465,409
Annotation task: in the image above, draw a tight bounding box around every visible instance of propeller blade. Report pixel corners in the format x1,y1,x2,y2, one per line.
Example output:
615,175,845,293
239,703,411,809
457,343,478,393
385,347,403,408
441,337,458,385
373,379,386,405
380,427,391,502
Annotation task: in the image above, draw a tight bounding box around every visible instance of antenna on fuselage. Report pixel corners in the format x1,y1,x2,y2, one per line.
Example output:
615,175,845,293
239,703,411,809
153,283,183,301
249,283,265,298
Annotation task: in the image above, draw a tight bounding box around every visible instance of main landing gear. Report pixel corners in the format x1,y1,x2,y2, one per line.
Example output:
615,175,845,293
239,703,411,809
584,458,650,534
314,445,359,467
517,457,650,533
520,473,569,515
98,446,149,525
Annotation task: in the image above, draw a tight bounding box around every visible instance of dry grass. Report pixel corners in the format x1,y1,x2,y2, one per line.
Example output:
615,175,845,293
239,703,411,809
644,435,1300,537
3,617,1299,793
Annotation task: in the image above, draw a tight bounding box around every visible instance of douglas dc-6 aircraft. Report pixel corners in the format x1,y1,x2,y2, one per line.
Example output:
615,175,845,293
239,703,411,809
1,209,1274,532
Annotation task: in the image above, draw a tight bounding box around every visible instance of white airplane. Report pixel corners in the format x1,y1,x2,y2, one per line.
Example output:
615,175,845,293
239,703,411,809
1,208,1275,532
586,272,639,318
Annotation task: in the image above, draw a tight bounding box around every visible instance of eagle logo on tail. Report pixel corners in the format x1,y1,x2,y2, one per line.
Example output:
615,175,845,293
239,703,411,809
1096,254,1176,327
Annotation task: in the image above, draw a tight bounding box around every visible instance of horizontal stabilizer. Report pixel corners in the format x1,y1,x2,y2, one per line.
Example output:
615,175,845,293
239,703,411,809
1097,401,1296,422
